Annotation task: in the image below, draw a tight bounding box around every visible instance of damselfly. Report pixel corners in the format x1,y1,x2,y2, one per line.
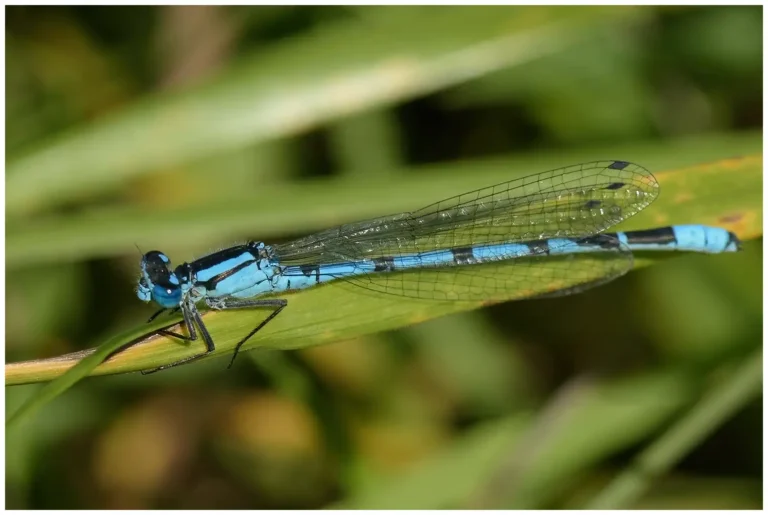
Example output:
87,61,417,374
137,161,740,372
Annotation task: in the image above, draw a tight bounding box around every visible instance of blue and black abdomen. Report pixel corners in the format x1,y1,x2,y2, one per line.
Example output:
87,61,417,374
612,225,740,253
275,224,740,296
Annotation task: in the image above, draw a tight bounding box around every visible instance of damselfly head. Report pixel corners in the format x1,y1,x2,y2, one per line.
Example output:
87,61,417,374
137,251,182,308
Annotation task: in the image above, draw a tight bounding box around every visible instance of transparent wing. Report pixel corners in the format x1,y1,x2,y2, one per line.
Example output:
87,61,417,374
274,160,657,266
272,161,655,301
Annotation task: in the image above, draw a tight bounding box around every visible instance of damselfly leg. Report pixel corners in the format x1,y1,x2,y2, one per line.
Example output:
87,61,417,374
141,298,287,374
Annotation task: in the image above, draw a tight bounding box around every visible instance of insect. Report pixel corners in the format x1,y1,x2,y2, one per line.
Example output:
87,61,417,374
137,161,740,373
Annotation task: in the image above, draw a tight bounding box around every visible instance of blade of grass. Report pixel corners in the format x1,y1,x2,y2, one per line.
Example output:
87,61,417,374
6,136,762,268
584,348,763,509
7,6,637,217
5,315,183,428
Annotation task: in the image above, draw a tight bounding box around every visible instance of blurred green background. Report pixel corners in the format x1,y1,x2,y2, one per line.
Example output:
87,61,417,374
5,5,762,509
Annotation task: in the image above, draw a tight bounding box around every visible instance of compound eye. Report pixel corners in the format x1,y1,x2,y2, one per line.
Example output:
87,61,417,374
143,251,173,282
144,250,170,267
152,283,182,307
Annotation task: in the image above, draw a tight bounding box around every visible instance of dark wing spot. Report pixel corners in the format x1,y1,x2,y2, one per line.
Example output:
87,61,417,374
604,182,625,190
608,160,629,170
584,200,601,209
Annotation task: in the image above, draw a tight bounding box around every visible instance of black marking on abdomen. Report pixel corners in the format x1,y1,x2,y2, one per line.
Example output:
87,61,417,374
526,240,550,255
622,227,676,245
300,264,320,283
451,247,476,265
580,234,622,249
373,256,395,272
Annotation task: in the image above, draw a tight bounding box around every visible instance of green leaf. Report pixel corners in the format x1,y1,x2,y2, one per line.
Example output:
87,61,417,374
4,154,762,385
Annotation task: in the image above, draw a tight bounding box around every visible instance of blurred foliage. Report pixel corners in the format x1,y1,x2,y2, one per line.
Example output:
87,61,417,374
5,5,762,509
